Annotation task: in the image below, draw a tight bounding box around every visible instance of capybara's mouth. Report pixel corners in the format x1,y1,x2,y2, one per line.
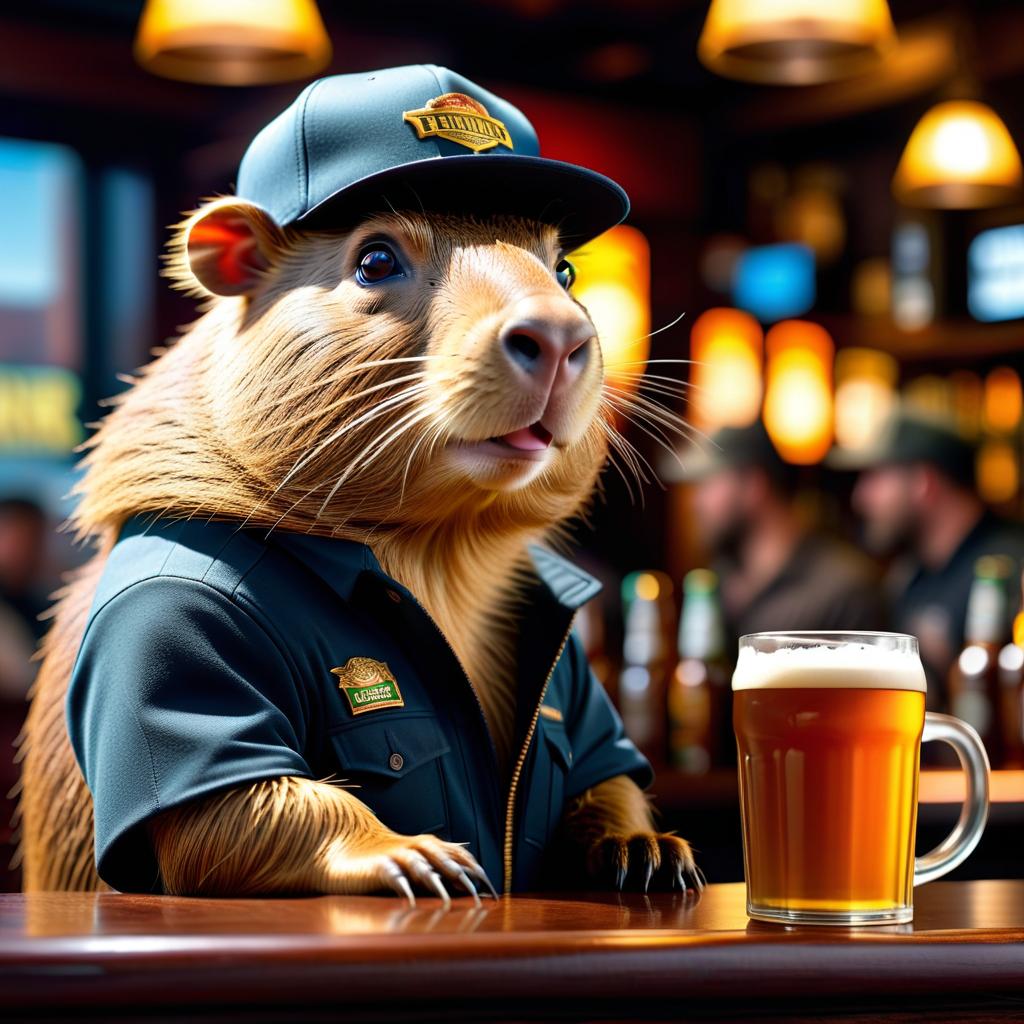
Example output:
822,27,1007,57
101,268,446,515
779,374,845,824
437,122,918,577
489,421,553,452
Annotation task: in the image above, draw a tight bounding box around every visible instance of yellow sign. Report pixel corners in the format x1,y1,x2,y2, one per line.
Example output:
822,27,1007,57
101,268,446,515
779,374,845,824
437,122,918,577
403,92,513,153
331,657,405,715
0,365,82,452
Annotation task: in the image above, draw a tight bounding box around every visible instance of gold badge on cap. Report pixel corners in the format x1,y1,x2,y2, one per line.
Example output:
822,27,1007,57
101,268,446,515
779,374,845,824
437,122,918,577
403,92,513,153
332,657,405,715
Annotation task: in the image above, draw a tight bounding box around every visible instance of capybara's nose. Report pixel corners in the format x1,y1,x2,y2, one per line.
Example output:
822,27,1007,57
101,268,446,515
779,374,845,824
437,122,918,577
499,296,594,395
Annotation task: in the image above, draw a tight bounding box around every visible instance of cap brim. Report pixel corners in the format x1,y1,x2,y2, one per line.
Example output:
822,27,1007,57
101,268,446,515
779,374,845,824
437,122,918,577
294,154,630,249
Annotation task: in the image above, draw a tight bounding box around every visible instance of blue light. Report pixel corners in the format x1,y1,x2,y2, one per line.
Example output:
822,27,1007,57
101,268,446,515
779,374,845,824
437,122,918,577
0,137,80,308
732,243,815,323
968,224,1024,323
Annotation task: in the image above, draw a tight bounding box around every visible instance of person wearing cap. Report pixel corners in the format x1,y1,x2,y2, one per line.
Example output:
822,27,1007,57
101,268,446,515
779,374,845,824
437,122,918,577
670,421,885,654
55,66,658,897
846,410,1024,691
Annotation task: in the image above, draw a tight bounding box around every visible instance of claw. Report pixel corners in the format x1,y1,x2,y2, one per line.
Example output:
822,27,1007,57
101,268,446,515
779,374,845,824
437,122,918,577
425,870,452,909
454,867,482,906
384,864,416,908
469,865,499,900
642,859,653,894
614,863,627,891
674,866,686,892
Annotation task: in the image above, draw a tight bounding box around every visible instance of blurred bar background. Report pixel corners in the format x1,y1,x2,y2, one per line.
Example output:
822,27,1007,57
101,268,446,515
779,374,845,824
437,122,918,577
2,0,1024,892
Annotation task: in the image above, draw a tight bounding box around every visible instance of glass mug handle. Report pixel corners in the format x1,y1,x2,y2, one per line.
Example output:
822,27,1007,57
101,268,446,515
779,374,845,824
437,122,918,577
914,712,991,886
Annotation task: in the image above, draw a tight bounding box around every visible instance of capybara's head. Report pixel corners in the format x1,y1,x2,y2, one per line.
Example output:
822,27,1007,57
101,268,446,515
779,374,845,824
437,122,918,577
150,196,611,537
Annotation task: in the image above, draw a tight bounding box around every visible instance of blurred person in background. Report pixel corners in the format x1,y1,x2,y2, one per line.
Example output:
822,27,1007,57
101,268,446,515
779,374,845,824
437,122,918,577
847,412,1024,693
675,422,885,653
0,497,47,701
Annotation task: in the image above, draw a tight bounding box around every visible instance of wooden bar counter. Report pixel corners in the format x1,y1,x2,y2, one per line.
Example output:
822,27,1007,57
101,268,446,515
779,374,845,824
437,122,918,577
2,882,1023,1022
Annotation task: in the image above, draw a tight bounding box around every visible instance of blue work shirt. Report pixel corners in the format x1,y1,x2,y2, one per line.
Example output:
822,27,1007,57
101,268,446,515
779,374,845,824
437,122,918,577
66,516,652,894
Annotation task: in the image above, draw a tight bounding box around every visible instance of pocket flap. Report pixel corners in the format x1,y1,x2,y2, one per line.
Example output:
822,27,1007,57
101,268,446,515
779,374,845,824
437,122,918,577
540,718,573,772
331,713,450,780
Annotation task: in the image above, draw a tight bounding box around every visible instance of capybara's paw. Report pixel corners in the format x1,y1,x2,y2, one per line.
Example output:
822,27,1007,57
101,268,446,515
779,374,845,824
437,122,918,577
586,832,704,893
320,832,498,906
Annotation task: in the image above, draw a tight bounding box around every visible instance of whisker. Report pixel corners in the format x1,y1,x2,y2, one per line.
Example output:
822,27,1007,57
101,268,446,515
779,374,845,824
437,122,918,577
604,389,698,443
603,396,683,482
276,384,432,492
640,309,687,344
261,355,441,408
317,402,440,516
598,420,643,504
610,379,693,405
250,371,433,440
600,403,661,487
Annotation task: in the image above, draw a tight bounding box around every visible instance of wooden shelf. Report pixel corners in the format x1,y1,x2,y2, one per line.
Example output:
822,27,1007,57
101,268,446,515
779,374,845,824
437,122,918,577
651,768,1024,808
815,313,1024,365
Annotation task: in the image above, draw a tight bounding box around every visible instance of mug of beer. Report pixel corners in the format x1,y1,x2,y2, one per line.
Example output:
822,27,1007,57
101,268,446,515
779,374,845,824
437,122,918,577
733,632,989,926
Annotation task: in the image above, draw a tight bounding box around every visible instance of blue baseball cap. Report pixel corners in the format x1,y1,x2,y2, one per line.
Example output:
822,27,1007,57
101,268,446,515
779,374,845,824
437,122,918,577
236,64,630,248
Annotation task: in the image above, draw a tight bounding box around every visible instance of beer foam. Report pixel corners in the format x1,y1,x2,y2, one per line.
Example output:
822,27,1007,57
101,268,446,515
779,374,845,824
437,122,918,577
731,642,927,692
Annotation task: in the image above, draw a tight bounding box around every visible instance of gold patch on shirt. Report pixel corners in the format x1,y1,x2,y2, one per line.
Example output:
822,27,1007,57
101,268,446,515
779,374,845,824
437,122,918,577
539,704,563,722
332,657,405,715
403,92,513,153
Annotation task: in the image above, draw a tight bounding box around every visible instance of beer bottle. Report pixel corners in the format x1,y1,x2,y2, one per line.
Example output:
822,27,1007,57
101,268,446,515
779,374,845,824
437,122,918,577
949,555,1014,767
996,570,1024,769
667,569,731,773
618,571,673,764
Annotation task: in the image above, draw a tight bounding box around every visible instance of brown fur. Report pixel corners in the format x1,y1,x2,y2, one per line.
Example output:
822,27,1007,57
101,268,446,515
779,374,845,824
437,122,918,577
15,199,694,896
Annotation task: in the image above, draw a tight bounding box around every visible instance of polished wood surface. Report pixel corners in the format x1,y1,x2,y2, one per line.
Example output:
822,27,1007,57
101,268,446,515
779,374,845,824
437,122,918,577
2,882,1024,1020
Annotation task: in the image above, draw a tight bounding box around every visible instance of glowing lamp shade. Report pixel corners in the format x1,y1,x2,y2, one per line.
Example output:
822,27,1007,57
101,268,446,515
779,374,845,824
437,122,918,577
893,101,1024,209
834,348,897,451
984,366,1023,434
689,308,764,430
763,320,834,464
697,0,895,85
570,225,650,394
134,0,332,85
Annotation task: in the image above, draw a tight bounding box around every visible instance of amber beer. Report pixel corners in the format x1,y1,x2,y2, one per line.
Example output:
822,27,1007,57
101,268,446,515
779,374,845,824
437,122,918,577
733,633,989,926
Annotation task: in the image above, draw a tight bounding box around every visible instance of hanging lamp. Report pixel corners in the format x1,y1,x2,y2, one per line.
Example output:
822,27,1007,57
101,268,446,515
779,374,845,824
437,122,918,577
697,0,896,85
134,0,332,86
892,99,1023,208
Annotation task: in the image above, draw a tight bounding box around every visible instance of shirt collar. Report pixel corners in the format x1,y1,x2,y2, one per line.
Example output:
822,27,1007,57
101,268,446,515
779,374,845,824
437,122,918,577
268,530,602,612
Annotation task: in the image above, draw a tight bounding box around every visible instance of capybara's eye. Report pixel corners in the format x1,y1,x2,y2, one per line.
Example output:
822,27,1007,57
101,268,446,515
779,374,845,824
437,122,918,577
357,244,403,285
555,258,576,290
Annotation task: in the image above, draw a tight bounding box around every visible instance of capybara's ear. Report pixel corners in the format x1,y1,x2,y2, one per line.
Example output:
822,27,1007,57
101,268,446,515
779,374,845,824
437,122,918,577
164,196,286,298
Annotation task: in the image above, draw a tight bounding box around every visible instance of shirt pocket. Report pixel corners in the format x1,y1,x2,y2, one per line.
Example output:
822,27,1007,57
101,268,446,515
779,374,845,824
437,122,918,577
523,716,574,851
329,711,452,838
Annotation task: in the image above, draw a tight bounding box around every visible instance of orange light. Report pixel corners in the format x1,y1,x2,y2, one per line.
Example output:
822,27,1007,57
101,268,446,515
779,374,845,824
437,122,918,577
689,308,764,430
893,100,1024,209
983,366,1023,434
833,348,898,451
851,258,891,317
134,0,331,85
763,320,834,464
977,438,1019,504
697,0,895,85
569,225,651,395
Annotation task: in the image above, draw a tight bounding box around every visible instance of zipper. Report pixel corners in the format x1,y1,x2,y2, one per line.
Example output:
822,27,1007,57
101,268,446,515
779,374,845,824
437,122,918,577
382,574,575,896
392,580,501,769
502,623,574,895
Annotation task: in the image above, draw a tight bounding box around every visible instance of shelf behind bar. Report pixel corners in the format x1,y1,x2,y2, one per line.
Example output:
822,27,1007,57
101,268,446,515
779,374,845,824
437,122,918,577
651,769,1024,807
